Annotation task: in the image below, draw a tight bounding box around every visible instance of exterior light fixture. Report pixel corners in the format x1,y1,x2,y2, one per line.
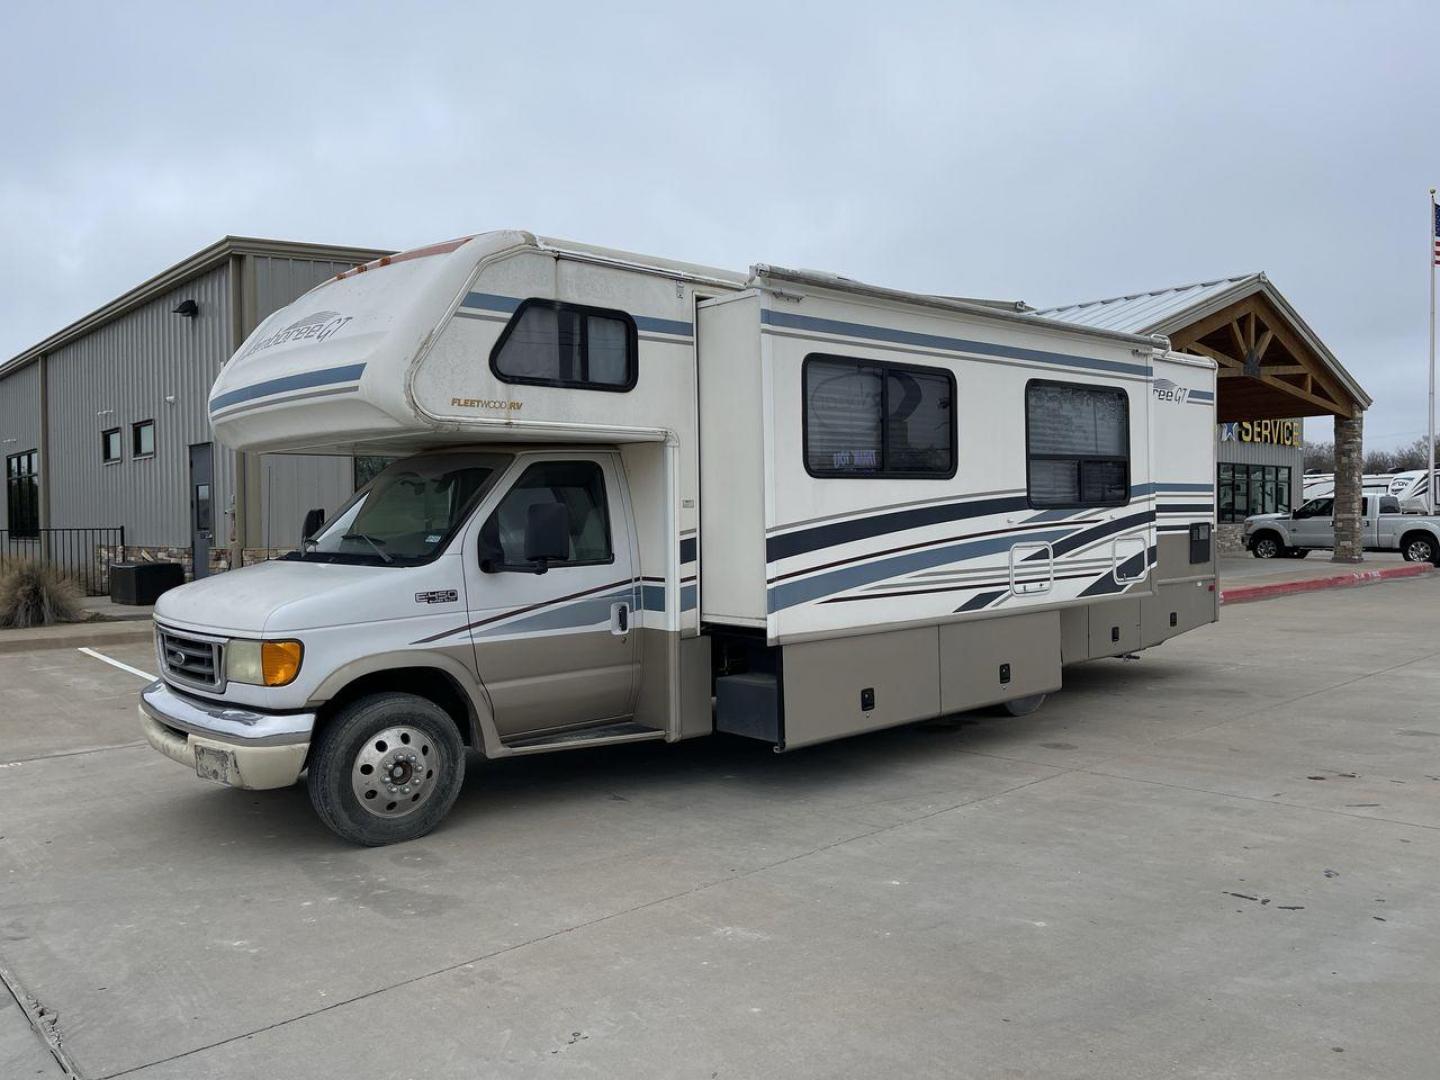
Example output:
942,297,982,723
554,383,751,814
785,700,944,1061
173,299,200,318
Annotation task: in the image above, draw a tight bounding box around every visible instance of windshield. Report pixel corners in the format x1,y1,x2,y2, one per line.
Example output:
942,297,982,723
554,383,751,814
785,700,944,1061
292,453,511,566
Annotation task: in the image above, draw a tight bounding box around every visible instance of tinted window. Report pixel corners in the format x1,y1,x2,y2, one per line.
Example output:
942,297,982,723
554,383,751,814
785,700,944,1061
132,420,155,457
491,300,636,391
1026,381,1129,507
480,460,613,568
5,450,39,537
803,355,954,478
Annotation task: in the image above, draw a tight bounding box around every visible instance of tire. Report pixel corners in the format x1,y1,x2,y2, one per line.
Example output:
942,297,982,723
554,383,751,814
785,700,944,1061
1402,534,1438,564
1000,693,1046,717
1251,534,1281,559
307,692,466,846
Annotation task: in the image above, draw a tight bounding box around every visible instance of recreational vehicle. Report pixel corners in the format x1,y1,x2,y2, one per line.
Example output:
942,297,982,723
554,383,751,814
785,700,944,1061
138,231,1219,844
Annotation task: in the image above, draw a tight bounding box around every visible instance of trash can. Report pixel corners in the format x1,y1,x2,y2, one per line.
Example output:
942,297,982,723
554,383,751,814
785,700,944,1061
109,562,185,606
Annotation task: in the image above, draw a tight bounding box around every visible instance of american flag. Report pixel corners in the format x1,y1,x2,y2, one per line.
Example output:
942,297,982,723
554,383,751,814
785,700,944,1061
1434,203,1440,265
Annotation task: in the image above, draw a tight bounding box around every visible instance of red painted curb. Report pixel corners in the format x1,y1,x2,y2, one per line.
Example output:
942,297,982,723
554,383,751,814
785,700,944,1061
1220,562,1435,605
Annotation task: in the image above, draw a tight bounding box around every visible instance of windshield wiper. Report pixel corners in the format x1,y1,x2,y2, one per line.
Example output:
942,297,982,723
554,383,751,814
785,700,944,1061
343,532,393,564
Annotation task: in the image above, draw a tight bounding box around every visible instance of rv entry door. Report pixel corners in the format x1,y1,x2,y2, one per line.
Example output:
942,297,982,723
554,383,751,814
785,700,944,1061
464,454,641,741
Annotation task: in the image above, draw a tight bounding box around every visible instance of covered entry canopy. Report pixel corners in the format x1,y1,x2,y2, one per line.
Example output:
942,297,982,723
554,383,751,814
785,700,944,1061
1034,274,1373,562
1033,273,1370,422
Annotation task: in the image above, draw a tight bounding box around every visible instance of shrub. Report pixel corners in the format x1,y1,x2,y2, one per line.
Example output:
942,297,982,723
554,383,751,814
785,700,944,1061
0,559,85,628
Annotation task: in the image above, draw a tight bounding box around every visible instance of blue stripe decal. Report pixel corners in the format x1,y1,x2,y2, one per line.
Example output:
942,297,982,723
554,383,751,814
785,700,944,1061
681,584,697,611
461,292,521,314
210,363,367,414
1132,482,1213,496
460,292,693,337
679,537,697,564
760,309,1152,378
1187,389,1215,402
955,589,1005,613
641,584,666,611
768,526,1076,612
472,588,633,638
635,314,694,337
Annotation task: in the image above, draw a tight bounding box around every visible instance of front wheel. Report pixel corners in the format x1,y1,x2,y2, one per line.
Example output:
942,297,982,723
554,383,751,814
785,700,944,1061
308,692,466,846
1251,535,1281,559
1402,535,1438,564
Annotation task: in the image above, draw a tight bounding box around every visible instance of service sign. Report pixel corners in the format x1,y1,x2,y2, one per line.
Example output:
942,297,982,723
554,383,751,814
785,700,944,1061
1219,420,1302,447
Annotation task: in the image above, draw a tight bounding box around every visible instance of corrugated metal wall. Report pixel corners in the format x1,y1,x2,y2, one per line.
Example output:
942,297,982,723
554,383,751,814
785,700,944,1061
0,362,42,531
245,256,364,547
45,264,234,545
251,255,355,322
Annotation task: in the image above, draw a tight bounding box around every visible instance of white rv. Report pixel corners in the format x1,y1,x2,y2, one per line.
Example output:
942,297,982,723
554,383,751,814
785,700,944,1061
138,231,1218,844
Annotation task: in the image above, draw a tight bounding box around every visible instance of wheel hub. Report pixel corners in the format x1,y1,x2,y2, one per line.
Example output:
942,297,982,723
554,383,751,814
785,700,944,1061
350,725,439,819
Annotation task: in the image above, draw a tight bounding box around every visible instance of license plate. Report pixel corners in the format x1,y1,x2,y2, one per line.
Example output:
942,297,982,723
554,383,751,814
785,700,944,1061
194,745,235,785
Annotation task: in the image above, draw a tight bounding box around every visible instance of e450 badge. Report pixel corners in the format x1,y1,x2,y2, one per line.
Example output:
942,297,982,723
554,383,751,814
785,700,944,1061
415,590,459,605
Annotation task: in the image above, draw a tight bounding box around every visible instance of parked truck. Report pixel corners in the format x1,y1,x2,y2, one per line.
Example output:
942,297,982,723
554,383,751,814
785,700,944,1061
138,231,1219,845
1244,493,1440,562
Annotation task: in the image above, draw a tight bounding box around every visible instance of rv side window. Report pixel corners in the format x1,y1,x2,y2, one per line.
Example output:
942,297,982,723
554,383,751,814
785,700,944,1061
803,355,955,478
479,460,614,569
1025,381,1129,508
490,299,637,392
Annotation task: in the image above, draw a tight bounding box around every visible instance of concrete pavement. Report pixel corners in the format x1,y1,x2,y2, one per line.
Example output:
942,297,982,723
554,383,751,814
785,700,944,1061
1,584,1439,1078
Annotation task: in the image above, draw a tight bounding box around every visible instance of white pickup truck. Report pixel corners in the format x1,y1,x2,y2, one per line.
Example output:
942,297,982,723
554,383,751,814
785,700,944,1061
1244,494,1440,563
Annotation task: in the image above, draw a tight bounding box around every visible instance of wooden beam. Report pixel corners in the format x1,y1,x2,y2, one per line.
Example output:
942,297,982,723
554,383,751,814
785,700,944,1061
1192,345,1244,370
1254,327,1274,363
1228,318,1248,361
1248,294,1358,416
1259,363,1306,375
1169,297,1260,349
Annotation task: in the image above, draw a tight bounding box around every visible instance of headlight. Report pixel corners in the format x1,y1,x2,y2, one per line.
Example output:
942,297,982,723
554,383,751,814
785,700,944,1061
225,639,304,686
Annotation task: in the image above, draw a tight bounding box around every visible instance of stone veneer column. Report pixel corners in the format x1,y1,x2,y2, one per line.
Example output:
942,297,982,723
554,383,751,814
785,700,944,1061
1331,412,1364,563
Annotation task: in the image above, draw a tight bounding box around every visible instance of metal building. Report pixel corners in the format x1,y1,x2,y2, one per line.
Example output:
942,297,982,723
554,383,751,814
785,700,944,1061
0,237,390,587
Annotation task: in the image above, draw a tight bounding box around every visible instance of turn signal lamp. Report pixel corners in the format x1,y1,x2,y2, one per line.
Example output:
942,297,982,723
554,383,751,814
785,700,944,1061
261,640,304,686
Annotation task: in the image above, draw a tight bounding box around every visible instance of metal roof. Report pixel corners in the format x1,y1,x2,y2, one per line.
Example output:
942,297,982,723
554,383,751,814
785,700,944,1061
1031,274,1260,334
1033,272,1371,410
1,235,391,380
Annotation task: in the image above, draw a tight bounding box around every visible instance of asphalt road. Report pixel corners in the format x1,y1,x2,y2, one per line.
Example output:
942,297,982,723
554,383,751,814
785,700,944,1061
3,580,1439,1079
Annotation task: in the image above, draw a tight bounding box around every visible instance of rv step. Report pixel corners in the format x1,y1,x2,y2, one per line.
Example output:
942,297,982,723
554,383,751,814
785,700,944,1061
501,720,665,753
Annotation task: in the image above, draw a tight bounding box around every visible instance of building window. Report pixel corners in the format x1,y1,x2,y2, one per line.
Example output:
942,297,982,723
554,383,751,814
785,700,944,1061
102,428,122,463
1025,381,1130,507
803,354,956,478
1218,464,1291,523
490,299,637,391
5,450,39,537
132,420,155,458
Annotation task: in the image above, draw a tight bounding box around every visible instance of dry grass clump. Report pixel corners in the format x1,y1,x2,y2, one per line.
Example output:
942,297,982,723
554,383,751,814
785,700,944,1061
0,559,85,628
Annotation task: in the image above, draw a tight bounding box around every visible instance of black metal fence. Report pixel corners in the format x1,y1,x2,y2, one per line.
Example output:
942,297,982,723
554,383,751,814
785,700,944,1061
0,528,127,596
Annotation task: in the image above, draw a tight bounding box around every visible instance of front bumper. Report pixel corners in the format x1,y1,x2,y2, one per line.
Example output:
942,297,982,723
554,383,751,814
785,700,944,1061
138,680,315,790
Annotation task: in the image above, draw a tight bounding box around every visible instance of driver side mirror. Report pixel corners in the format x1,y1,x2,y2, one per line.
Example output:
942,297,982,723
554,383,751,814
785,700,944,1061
301,507,325,542
523,503,570,574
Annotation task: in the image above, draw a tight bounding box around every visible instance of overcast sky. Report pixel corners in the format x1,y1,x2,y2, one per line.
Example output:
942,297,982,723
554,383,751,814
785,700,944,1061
4,2,1439,447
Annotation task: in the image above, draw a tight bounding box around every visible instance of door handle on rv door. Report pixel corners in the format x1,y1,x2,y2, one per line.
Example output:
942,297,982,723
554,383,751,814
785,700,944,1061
610,602,630,636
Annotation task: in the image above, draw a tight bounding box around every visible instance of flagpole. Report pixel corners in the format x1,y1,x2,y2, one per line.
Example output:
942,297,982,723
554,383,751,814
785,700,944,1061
1430,187,1436,514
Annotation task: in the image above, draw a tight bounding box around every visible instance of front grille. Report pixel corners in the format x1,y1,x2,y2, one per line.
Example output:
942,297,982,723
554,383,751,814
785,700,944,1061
157,627,223,689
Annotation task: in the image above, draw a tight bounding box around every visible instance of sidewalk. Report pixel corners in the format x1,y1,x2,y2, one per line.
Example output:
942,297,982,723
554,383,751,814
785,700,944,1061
79,595,155,622
0,616,153,655
1218,551,1433,604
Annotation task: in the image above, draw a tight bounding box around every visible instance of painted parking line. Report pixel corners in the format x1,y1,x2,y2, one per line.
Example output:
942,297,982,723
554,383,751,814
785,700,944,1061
78,646,156,682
